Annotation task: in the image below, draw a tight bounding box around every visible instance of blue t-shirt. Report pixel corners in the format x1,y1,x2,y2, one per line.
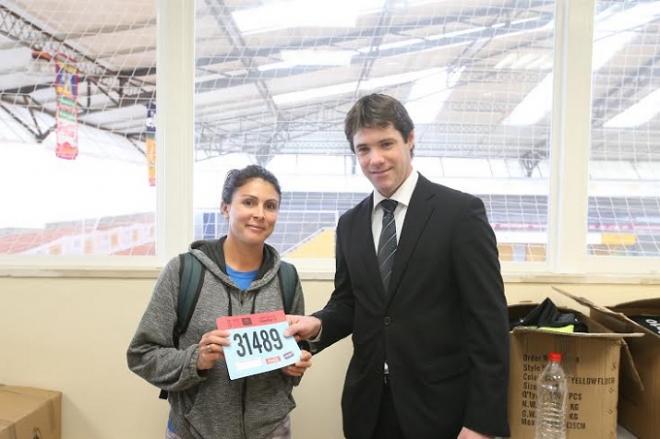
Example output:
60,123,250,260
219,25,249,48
226,265,258,291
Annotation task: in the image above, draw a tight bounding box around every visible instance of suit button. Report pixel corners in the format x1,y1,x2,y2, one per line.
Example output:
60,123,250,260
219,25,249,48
384,316,392,326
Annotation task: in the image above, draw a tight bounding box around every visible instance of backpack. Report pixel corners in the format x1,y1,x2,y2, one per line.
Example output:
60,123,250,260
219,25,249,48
158,252,299,399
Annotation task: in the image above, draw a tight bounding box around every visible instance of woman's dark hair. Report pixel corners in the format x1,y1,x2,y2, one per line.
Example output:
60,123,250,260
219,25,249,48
221,165,282,204
344,93,415,153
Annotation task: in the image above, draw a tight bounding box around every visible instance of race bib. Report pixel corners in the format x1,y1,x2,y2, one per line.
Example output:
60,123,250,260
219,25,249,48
217,310,301,380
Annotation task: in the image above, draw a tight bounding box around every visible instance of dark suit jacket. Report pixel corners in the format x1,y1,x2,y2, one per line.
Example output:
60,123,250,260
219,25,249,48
314,174,510,439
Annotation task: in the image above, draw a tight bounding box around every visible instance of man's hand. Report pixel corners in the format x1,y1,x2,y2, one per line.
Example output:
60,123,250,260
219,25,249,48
284,315,322,341
457,427,492,439
281,350,312,377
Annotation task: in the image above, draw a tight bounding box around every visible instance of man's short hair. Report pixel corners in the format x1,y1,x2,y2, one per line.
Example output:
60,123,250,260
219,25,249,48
344,93,415,153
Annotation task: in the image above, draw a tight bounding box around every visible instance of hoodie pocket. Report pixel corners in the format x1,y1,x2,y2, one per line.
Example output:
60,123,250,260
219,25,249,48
243,370,296,435
184,371,244,439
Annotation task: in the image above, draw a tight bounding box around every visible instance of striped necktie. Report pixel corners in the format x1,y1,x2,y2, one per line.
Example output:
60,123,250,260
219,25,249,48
377,199,398,291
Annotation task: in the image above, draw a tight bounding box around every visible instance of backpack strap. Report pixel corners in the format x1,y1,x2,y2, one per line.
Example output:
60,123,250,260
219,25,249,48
174,252,205,346
159,252,205,400
278,260,298,314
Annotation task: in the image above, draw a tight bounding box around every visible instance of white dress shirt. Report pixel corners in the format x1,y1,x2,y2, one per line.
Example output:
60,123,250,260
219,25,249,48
371,169,418,376
371,170,419,251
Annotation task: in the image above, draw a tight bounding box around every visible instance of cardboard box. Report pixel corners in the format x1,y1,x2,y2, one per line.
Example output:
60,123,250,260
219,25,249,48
507,299,642,439
554,290,659,439
0,385,61,439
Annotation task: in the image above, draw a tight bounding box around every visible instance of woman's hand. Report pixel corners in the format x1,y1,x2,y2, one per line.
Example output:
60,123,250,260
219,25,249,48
281,350,312,377
196,329,231,370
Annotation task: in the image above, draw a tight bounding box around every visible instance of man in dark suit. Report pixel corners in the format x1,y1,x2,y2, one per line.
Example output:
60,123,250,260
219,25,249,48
286,94,509,439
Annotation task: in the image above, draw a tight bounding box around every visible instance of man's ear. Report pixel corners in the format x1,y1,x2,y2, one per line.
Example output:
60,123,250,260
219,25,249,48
407,130,415,154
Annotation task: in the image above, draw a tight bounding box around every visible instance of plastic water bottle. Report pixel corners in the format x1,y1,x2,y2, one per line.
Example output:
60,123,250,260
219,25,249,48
535,352,567,439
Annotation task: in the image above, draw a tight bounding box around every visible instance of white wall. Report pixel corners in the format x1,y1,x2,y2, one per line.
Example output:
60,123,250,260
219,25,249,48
0,275,658,439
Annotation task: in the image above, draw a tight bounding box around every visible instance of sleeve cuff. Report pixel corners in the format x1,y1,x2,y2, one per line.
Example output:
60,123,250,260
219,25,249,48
309,325,323,342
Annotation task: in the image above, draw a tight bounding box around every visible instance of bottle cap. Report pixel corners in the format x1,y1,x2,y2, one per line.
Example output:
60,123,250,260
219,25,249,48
549,352,562,362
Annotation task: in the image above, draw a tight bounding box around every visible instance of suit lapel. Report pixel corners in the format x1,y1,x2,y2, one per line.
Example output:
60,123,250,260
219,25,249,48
387,176,435,305
353,195,385,300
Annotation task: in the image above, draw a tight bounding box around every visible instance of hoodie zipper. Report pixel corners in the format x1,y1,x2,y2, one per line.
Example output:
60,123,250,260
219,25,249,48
240,378,248,439
231,286,257,439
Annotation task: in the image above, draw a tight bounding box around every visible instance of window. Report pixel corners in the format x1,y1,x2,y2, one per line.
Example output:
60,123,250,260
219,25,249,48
193,0,556,263
0,1,157,256
589,0,660,257
1,0,658,275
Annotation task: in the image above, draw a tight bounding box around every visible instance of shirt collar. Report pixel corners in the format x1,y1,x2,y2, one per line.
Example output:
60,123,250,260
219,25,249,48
373,169,418,212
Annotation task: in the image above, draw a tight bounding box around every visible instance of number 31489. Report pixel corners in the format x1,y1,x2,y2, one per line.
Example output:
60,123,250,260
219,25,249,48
232,328,283,357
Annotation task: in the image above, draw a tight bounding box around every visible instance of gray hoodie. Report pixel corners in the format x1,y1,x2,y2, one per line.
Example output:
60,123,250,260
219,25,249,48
127,239,304,439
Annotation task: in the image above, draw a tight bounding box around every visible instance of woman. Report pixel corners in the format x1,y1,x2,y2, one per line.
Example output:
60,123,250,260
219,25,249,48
127,165,312,439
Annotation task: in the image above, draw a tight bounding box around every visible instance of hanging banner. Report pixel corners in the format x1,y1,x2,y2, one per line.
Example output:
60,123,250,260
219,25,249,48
146,102,156,186
54,52,79,160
